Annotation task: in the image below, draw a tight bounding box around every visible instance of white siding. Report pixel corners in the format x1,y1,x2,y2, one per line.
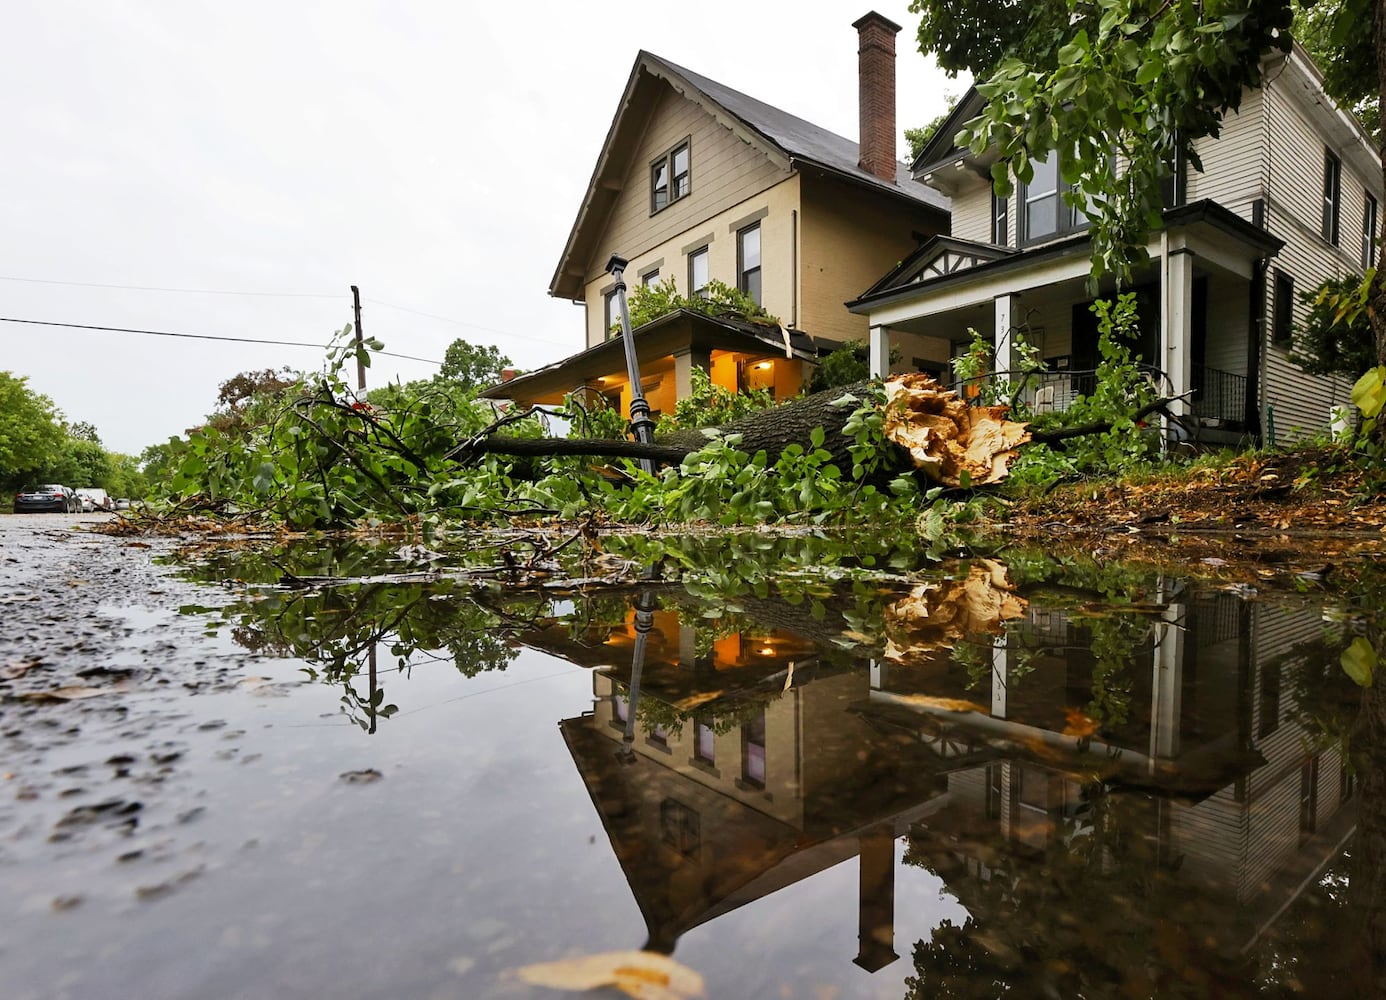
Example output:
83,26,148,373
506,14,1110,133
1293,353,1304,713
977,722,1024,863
951,187,995,244
1187,89,1266,221
1256,68,1375,441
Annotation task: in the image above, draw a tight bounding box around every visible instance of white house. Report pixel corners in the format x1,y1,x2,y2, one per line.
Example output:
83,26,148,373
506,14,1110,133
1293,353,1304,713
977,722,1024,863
851,43,1381,445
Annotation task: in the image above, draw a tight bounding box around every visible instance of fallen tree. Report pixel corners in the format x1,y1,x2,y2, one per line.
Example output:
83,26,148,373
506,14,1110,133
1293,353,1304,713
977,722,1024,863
456,375,1038,489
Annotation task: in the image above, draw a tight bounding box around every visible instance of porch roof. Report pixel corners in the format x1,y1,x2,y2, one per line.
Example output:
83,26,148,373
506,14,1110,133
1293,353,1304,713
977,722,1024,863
478,308,815,401
847,200,1284,319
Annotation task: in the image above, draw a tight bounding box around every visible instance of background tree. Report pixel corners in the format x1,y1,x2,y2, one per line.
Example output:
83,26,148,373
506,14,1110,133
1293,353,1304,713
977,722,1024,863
436,338,512,392
0,372,66,489
905,94,960,161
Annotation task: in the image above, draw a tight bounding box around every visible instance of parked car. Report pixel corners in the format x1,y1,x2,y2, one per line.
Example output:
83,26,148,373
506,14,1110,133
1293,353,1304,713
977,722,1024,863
114,497,131,511
14,484,79,513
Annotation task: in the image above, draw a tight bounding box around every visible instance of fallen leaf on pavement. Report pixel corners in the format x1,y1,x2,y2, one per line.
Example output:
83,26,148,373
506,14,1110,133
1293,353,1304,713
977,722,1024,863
15,686,120,702
517,950,705,999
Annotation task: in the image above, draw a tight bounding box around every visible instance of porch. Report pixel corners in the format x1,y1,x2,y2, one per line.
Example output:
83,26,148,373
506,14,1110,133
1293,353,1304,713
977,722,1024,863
848,201,1283,443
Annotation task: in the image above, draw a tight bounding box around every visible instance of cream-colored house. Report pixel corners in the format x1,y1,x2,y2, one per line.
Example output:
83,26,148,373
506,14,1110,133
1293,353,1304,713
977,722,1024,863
486,12,949,416
852,44,1381,445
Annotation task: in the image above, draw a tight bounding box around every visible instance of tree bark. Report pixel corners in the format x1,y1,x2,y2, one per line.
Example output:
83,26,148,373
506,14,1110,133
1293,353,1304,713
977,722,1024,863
657,380,883,469
459,381,898,472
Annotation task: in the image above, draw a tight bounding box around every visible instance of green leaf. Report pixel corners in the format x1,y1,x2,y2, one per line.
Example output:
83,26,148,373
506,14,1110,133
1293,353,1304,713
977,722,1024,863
1352,367,1386,418
1342,637,1377,688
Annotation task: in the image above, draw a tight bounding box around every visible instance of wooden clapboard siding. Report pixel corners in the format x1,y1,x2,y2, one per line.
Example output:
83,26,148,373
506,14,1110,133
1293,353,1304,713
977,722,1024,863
950,187,993,245
590,83,788,286
1187,90,1266,218
798,173,944,344
579,82,790,345
1254,71,1374,440
1169,787,1248,894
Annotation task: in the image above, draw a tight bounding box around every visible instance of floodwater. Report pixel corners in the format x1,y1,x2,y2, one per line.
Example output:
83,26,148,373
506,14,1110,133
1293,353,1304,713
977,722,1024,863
4,532,1380,998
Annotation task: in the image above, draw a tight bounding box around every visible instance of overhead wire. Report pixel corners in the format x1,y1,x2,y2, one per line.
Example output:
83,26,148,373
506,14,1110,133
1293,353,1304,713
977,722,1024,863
0,316,443,365
0,272,575,349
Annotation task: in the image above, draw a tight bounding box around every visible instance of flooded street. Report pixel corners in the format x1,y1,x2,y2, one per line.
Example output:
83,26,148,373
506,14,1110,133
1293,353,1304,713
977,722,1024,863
1,514,1378,998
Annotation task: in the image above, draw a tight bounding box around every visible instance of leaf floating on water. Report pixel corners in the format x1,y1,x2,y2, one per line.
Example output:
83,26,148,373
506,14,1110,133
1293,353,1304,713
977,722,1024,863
1342,637,1377,688
517,949,705,999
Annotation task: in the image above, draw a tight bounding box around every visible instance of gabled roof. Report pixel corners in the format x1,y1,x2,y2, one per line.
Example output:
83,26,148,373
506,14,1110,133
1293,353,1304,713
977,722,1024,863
550,51,950,301
857,235,1015,299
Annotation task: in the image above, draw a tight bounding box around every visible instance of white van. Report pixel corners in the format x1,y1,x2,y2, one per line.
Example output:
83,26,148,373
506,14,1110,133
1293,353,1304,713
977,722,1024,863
77,488,113,512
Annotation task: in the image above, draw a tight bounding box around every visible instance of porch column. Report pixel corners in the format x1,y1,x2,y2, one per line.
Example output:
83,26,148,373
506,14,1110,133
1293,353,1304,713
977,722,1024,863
994,293,1018,374
672,347,711,400
1150,596,1185,762
869,323,891,378
1163,249,1195,420
991,638,1007,719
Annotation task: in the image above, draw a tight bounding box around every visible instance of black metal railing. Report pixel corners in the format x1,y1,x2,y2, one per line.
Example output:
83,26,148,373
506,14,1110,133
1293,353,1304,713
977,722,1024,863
947,363,1246,429
1190,364,1247,427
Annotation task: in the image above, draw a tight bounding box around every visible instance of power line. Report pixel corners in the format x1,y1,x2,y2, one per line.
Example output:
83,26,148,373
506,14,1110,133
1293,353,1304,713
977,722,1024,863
0,271,577,350
0,316,442,365
0,273,341,299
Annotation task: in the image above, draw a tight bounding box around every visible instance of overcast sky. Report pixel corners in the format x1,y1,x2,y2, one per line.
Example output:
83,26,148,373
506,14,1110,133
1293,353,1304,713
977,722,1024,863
1,2,960,456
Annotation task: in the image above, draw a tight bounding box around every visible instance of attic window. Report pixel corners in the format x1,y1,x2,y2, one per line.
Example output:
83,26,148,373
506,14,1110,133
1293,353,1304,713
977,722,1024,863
652,139,691,213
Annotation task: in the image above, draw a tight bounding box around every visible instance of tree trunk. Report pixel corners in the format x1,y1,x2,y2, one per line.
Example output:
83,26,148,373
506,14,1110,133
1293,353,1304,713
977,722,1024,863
657,380,884,470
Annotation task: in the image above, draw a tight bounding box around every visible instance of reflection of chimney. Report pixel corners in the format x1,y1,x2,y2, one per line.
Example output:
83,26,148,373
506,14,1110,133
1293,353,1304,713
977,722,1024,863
853,824,899,972
853,11,902,183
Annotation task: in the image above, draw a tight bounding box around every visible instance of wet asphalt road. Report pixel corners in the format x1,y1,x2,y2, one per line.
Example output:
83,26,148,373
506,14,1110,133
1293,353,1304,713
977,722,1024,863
0,513,276,996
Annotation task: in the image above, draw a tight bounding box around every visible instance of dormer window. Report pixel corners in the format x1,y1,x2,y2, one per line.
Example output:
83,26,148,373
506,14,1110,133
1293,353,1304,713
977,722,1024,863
651,139,691,213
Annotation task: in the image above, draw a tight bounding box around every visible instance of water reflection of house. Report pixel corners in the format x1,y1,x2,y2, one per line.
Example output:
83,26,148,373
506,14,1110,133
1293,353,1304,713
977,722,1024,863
867,590,1355,961
533,602,951,969
528,588,1354,979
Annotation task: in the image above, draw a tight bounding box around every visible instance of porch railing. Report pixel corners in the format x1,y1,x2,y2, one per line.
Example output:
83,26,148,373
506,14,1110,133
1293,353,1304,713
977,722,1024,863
948,362,1247,429
1190,363,1247,427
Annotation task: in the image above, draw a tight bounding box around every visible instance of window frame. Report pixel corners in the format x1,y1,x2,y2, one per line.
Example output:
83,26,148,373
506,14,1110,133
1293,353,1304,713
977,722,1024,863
991,190,1009,246
1018,151,1089,245
1322,150,1341,246
1363,191,1378,269
687,245,709,298
641,267,660,288
650,138,691,215
1272,269,1294,347
737,222,762,305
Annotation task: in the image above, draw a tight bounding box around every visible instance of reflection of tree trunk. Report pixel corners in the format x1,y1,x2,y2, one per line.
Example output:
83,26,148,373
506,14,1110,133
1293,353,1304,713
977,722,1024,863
1351,653,1386,993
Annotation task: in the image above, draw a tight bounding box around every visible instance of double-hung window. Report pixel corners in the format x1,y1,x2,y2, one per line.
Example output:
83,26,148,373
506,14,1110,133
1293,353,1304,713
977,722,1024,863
651,139,690,214
688,246,709,298
1272,270,1294,346
1322,150,1341,245
1363,193,1378,269
737,223,762,305
991,190,1009,246
1019,152,1089,244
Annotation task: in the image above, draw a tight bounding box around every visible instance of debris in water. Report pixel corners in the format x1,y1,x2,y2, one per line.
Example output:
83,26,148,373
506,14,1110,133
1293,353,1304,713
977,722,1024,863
517,949,706,999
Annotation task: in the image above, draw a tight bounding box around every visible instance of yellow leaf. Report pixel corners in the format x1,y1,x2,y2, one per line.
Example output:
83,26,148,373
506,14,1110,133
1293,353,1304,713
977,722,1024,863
517,950,705,1000
1342,637,1377,688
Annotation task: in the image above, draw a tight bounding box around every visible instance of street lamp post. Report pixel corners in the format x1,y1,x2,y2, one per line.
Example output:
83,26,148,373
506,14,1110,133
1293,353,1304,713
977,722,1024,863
606,253,657,474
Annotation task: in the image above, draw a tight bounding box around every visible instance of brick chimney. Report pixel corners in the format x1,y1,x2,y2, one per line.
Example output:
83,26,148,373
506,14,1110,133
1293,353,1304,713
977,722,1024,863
853,11,901,183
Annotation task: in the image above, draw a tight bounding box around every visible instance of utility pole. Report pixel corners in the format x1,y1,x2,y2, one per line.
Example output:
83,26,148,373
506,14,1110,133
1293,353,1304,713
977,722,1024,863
350,285,366,392
606,254,657,474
